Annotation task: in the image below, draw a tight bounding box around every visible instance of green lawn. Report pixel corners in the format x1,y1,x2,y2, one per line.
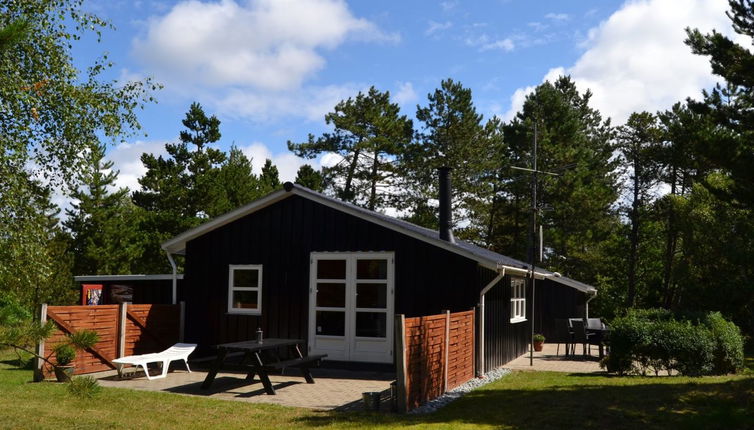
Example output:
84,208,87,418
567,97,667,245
1,350,752,430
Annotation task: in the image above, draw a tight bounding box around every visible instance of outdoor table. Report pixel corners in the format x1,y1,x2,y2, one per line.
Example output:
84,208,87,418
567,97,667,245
200,338,326,395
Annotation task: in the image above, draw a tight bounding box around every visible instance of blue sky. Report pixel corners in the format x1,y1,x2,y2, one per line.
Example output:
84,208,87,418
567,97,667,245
73,0,735,191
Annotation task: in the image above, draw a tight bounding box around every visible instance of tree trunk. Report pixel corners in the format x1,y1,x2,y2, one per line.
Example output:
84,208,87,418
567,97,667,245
661,164,678,308
343,145,362,202
626,156,641,308
368,151,379,211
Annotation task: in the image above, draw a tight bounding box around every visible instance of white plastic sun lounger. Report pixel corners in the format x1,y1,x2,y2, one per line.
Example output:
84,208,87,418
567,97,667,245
113,343,197,380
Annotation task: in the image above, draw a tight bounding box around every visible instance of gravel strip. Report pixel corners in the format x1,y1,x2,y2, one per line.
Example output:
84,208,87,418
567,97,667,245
407,367,512,414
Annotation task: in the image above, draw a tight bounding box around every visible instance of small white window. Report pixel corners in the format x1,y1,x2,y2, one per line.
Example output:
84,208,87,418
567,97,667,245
510,277,526,323
228,265,262,315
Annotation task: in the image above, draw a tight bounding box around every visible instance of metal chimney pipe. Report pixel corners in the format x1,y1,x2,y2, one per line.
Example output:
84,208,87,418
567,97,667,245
438,167,455,243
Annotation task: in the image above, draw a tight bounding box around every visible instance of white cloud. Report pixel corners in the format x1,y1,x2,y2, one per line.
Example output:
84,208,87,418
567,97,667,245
106,140,169,192
213,83,365,122
466,34,515,52
425,20,452,36
134,0,392,91
393,81,417,105
545,13,569,22
504,0,735,124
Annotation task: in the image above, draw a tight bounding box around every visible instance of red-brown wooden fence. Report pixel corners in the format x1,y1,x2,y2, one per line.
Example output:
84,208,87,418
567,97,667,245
35,303,183,380
395,309,475,412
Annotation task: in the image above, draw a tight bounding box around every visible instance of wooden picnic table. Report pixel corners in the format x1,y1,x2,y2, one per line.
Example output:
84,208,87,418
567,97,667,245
200,338,326,395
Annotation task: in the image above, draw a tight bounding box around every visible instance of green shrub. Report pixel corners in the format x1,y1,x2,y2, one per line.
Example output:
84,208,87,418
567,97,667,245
54,344,76,366
66,376,101,399
604,309,743,376
533,334,545,343
705,312,745,374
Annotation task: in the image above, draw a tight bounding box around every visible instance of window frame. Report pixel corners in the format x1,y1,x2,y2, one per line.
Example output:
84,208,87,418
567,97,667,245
227,264,263,315
510,277,527,323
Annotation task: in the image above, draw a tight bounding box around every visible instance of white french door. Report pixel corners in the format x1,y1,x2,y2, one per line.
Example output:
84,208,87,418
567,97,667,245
308,252,394,363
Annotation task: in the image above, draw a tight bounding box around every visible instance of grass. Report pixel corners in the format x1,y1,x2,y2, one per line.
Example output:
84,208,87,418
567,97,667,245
1,349,753,430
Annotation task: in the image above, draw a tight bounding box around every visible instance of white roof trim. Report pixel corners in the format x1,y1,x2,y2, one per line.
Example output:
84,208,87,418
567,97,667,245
544,274,597,293
74,274,184,282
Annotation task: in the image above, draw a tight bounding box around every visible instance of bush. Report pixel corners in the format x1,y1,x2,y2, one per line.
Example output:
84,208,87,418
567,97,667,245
604,309,743,376
67,376,101,399
54,344,76,366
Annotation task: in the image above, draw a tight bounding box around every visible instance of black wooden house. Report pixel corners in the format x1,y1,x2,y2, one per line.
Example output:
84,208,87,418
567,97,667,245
162,176,596,370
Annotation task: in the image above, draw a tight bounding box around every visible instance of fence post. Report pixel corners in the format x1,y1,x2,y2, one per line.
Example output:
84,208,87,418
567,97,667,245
33,304,48,382
179,301,185,342
442,310,450,392
394,314,407,413
475,305,483,376
117,302,127,358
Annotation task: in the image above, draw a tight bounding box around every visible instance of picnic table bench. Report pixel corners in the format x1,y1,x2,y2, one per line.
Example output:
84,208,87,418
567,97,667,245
200,338,326,395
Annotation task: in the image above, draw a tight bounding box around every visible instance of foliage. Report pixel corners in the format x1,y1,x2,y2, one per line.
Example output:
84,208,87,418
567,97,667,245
400,79,487,231
66,375,101,399
54,344,75,366
605,309,743,376
289,86,413,210
533,334,545,343
684,0,754,209
0,0,155,307
64,143,145,275
294,164,325,192
501,77,619,281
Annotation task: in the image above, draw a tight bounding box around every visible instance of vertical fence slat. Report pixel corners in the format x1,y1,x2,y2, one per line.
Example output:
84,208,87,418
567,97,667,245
394,314,407,413
33,304,48,382
117,302,127,358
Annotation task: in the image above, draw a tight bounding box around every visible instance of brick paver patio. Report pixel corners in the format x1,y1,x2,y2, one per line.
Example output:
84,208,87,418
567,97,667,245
505,343,605,373
96,366,394,411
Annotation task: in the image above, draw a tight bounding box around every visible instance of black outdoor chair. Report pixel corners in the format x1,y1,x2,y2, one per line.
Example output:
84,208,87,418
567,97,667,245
586,318,609,358
551,318,574,356
570,319,592,356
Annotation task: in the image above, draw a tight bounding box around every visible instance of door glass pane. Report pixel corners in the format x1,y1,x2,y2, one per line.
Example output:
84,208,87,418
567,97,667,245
357,259,387,279
356,283,387,308
316,311,345,336
233,269,258,288
317,260,346,279
355,312,387,338
232,291,258,309
316,283,345,307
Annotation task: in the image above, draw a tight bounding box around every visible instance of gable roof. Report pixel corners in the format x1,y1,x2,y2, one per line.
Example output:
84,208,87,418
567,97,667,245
162,183,596,293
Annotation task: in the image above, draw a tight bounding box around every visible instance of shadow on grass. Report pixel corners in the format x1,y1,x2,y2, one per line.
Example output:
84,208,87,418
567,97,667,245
0,357,34,371
296,376,754,430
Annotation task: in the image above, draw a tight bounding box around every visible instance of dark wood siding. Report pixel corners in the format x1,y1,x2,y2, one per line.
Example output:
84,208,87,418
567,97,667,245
181,194,481,349
478,268,530,372
533,279,587,339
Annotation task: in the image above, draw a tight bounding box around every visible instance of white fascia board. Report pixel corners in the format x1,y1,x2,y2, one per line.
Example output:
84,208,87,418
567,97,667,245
544,274,597,293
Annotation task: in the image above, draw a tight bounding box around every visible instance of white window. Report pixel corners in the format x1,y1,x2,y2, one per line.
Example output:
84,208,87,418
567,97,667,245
228,265,262,315
510,277,526,323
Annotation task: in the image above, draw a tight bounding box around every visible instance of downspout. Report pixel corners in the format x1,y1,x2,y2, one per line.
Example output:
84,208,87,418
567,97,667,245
167,252,178,305
585,290,597,319
478,267,505,376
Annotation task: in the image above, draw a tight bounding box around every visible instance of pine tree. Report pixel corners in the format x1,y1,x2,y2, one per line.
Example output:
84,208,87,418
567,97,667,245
295,164,325,191
502,76,619,281
685,0,754,208
132,102,226,272
64,143,144,275
616,112,663,307
400,79,486,231
258,159,281,194
288,86,413,210
211,146,259,215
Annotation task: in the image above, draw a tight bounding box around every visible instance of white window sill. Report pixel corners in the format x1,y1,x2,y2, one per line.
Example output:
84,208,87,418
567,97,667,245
227,310,262,316
509,317,527,324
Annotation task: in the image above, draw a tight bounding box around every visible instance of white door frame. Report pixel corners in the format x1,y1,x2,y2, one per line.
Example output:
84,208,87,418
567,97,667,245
308,252,395,363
